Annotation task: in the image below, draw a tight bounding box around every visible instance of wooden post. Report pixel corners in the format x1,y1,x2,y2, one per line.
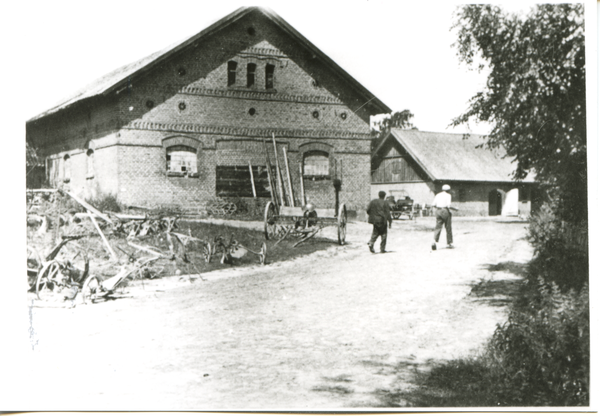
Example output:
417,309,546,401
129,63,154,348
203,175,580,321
88,211,118,261
54,192,61,245
262,137,278,207
65,190,113,224
282,147,295,207
272,133,285,207
248,162,257,198
299,162,306,206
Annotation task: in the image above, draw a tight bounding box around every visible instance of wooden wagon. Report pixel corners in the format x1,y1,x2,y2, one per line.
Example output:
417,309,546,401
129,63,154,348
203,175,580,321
263,202,347,246
386,191,415,220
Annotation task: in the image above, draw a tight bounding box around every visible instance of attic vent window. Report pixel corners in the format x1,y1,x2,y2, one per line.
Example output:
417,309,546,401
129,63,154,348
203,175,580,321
340,112,347,120
247,63,256,88
265,64,275,89
146,100,154,109
248,108,256,116
178,102,186,111
177,67,186,76
312,110,320,119
227,61,237,86
247,27,255,36
311,79,319,88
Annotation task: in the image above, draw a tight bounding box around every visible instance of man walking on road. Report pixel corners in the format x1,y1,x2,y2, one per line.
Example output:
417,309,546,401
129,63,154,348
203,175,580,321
431,184,457,250
367,191,392,253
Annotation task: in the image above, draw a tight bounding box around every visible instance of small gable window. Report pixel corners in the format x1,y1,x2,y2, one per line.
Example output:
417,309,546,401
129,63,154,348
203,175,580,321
166,145,197,176
265,64,275,89
247,63,256,88
227,61,237,86
303,151,329,179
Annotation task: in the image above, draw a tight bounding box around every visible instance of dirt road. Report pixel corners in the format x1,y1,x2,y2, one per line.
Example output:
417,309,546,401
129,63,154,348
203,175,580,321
18,217,532,410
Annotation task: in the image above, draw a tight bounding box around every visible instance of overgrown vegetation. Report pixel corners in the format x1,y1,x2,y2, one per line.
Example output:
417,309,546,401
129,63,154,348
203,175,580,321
86,193,123,213
396,4,589,407
400,277,589,407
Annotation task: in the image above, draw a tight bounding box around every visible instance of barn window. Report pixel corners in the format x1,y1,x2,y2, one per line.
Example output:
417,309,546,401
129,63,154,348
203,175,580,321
86,149,95,179
265,64,275,89
247,63,256,88
216,165,271,197
227,61,237,86
62,154,71,183
303,151,329,179
166,145,197,176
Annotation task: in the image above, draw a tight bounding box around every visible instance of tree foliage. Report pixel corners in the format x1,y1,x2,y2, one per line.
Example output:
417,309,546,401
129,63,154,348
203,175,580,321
372,109,416,133
371,109,416,151
452,4,586,222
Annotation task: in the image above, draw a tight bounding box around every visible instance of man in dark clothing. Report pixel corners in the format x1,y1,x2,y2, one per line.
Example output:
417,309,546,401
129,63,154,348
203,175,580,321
367,191,392,253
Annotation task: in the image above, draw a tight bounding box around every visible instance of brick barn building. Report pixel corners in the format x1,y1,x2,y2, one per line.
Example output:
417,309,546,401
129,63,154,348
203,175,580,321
371,129,539,217
26,7,390,217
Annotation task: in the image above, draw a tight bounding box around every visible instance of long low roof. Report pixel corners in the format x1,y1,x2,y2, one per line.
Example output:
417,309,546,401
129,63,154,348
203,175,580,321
28,6,391,123
378,129,536,183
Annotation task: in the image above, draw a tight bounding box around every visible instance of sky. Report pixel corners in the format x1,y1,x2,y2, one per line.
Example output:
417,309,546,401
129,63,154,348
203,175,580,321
12,0,555,135
9,0,596,136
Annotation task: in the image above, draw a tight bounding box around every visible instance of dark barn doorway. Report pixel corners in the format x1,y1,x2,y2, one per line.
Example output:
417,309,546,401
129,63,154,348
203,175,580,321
488,189,503,216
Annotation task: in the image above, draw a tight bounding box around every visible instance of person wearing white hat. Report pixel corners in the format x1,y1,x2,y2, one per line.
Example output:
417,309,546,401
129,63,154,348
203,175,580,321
431,184,458,250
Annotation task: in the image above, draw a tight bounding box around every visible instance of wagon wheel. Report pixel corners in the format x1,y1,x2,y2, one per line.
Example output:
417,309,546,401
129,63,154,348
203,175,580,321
35,260,61,300
259,242,267,265
81,275,101,304
27,246,43,291
337,203,347,245
264,201,278,240
393,212,400,220
203,242,213,263
223,202,237,216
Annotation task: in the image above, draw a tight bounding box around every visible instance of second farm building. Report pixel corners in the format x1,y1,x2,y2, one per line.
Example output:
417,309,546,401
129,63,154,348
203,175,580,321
371,129,538,217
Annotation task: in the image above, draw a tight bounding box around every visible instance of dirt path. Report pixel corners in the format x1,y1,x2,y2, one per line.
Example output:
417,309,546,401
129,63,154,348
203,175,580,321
18,217,532,410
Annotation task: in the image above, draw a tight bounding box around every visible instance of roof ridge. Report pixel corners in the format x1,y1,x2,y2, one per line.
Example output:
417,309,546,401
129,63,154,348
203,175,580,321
27,6,390,123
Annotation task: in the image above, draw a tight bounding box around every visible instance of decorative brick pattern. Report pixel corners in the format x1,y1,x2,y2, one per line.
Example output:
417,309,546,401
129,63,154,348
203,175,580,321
27,10,383,217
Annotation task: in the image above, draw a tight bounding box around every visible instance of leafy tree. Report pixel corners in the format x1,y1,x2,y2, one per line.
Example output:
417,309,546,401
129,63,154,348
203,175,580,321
372,109,415,133
371,109,416,150
451,4,586,223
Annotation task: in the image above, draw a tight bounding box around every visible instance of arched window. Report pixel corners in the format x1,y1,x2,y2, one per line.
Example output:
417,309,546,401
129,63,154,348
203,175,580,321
62,154,71,183
247,63,256,88
227,61,237,86
166,145,197,175
303,151,329,178
265,64,275,89
86,149,95,179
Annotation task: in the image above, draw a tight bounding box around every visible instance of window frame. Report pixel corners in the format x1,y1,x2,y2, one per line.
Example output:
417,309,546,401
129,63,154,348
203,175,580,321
86,149,95,179
303,150,330,180
247,63,256,88
166,145,199,177
227,61,237,87
265,64,275,89
62,154,71,183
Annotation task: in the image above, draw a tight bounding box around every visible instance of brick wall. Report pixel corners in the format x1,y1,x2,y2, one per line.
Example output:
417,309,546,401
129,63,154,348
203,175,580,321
27,9,379,216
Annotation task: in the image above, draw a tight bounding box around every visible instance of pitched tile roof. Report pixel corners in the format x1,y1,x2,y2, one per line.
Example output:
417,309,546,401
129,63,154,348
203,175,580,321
28,6,390,123
377,129,536,183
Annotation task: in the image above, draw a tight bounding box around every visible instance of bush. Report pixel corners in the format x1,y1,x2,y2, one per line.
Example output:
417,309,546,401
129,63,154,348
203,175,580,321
489,279,589,406
527,202,588,291
406,277,589,407
85,193,122,213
